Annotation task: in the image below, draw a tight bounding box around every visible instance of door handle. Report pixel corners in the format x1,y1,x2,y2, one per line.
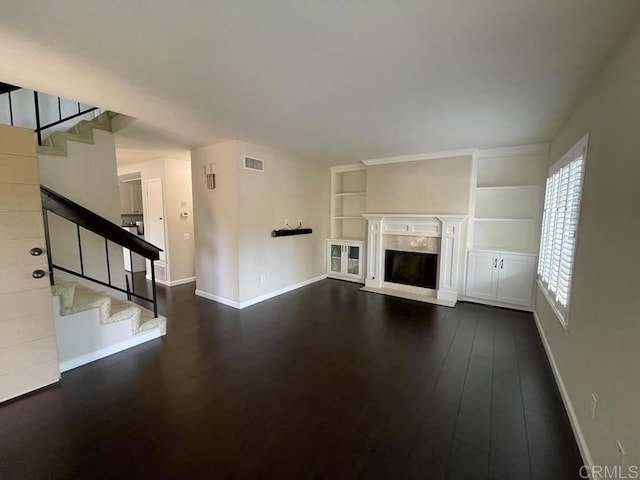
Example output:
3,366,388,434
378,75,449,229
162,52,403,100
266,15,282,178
500,259,504,269
493,258,497,268
30,247,43,256
32,269,46,279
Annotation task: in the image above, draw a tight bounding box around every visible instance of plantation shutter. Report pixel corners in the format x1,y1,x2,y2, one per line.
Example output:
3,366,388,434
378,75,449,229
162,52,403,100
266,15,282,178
537,135,587,325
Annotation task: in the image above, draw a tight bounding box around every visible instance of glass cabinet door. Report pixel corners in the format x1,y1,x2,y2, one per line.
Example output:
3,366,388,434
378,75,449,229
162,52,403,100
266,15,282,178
346,245,360,275
330,244,343,273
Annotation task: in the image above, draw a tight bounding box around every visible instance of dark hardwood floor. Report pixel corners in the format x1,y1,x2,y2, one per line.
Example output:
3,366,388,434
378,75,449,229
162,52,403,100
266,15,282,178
0,279,583,479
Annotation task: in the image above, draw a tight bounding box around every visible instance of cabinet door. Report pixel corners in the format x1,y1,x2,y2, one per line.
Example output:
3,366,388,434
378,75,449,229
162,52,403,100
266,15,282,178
496,254,535,307
327,242,344,275
130,184,143,214
343,244,363,279
119,183,133,214
466,251,498,300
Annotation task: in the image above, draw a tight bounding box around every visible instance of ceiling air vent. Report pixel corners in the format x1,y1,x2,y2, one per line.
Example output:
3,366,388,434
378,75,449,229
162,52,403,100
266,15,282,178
244,156,265,172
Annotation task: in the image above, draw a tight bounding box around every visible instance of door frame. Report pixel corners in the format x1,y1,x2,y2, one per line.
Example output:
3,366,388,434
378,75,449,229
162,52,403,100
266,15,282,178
144,177,169,279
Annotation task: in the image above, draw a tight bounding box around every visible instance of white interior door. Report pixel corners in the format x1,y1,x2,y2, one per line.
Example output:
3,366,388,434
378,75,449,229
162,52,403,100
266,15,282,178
145,178,166,261
0,124,60,402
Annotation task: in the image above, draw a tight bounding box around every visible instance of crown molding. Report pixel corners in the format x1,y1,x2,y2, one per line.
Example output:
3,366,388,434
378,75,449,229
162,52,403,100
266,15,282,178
362,148,477,166
474,143,549,159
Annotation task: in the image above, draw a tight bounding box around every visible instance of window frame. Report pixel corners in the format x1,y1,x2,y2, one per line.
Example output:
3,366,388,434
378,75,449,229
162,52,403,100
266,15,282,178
537,133,589,329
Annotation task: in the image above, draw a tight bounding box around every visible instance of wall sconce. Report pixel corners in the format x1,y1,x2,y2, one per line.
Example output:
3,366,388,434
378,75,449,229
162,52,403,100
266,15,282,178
205,163,216,189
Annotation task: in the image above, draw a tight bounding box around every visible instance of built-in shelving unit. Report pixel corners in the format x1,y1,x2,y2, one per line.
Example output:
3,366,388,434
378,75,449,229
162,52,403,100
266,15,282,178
328,164,367,283
464,144,548,310
469,146,547,254
330,164,367,240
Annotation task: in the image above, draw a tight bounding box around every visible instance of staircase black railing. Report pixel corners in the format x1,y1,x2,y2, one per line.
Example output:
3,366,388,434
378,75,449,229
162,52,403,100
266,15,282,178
0,82,98,145
40,186,162,317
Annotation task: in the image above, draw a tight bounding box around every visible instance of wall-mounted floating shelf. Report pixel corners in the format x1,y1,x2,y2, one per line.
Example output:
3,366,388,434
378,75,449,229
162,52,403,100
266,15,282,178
271,228,313,237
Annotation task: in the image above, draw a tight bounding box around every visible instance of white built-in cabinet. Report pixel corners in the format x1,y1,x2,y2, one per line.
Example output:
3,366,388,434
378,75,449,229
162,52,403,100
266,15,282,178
465,145,547,309
326,239,364,282
119,182,143,215
327,164,367,282
466,250,536,307
330,164,367,240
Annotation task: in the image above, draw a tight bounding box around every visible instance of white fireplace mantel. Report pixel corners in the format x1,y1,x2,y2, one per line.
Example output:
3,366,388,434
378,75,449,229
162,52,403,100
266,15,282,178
361,213,466,307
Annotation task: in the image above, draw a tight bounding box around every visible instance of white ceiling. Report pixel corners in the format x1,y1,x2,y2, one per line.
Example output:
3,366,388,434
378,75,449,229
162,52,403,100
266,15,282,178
0,1,639,163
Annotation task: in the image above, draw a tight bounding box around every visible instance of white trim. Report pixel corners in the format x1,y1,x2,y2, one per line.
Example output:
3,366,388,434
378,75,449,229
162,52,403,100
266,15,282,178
167,276,196,287
537,279,569,331
532,311,593,473
146,276,195,287
362,148,477,166
59,329,164,373
462,296,533,312
549,134,589,175
195,275,328,310
195,290,240,308
330,163,366,173
238,275,327,309
474,143,549,159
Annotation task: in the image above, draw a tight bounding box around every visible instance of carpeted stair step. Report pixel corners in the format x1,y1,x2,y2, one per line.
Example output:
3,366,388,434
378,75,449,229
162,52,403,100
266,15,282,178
36,111,118,157
52,280,166,335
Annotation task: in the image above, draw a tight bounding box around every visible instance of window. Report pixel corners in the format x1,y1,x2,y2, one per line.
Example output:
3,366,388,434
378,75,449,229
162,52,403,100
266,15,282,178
538,134,588,327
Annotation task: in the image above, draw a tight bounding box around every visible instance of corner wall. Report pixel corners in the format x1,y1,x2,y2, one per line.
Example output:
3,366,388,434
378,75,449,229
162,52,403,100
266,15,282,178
191,140,329,306
191,142,240,303
534,24,640,468
236,141,329,303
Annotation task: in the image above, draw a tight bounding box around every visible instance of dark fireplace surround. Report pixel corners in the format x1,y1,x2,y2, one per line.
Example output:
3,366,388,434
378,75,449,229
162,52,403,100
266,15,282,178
384,249,438,289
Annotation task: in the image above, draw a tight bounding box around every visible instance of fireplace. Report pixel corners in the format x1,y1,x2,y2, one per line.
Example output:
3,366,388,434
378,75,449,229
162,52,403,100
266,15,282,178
361,214,466,307
385,250,437,289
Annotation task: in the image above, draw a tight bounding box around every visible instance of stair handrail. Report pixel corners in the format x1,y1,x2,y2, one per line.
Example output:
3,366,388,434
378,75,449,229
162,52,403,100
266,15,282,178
0,83,98,145
40,185,162,317
40,186,161,259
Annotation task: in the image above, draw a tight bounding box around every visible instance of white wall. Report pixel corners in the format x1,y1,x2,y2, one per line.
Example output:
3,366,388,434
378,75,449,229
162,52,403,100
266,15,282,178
191,140,329,306
39,129,126,291
236,141,329,302
162,158,195,282
366,155,472,214
535,24,640,469
118,157,195,284
191,142,240,302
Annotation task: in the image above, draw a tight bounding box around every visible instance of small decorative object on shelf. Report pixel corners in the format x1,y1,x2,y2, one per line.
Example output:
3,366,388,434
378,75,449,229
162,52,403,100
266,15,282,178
271,228,312,237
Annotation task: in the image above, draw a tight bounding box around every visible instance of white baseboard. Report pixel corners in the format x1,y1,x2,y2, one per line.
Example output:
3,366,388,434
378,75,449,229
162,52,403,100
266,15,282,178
59,329,164,373
195,274,328,310
166,276,196,287
195,290,240,309
533,311,593,471
146,276,196,287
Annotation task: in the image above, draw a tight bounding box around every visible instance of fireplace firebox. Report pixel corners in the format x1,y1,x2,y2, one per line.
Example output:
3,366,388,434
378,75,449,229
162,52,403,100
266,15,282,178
384,250,437,289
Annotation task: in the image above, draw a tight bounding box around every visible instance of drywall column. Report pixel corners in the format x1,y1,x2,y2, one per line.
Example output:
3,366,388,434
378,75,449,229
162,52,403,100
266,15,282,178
191,142,240,304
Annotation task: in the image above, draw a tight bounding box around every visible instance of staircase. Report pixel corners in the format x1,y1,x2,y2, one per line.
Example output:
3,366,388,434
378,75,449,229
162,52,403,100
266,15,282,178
52,279,166,372
37,110,118,156
33,110,167,372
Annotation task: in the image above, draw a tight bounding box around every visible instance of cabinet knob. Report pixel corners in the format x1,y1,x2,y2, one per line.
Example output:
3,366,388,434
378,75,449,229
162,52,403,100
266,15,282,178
494,258,497,268
500,259,504,269
32,269,46,279
30,247,43,256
